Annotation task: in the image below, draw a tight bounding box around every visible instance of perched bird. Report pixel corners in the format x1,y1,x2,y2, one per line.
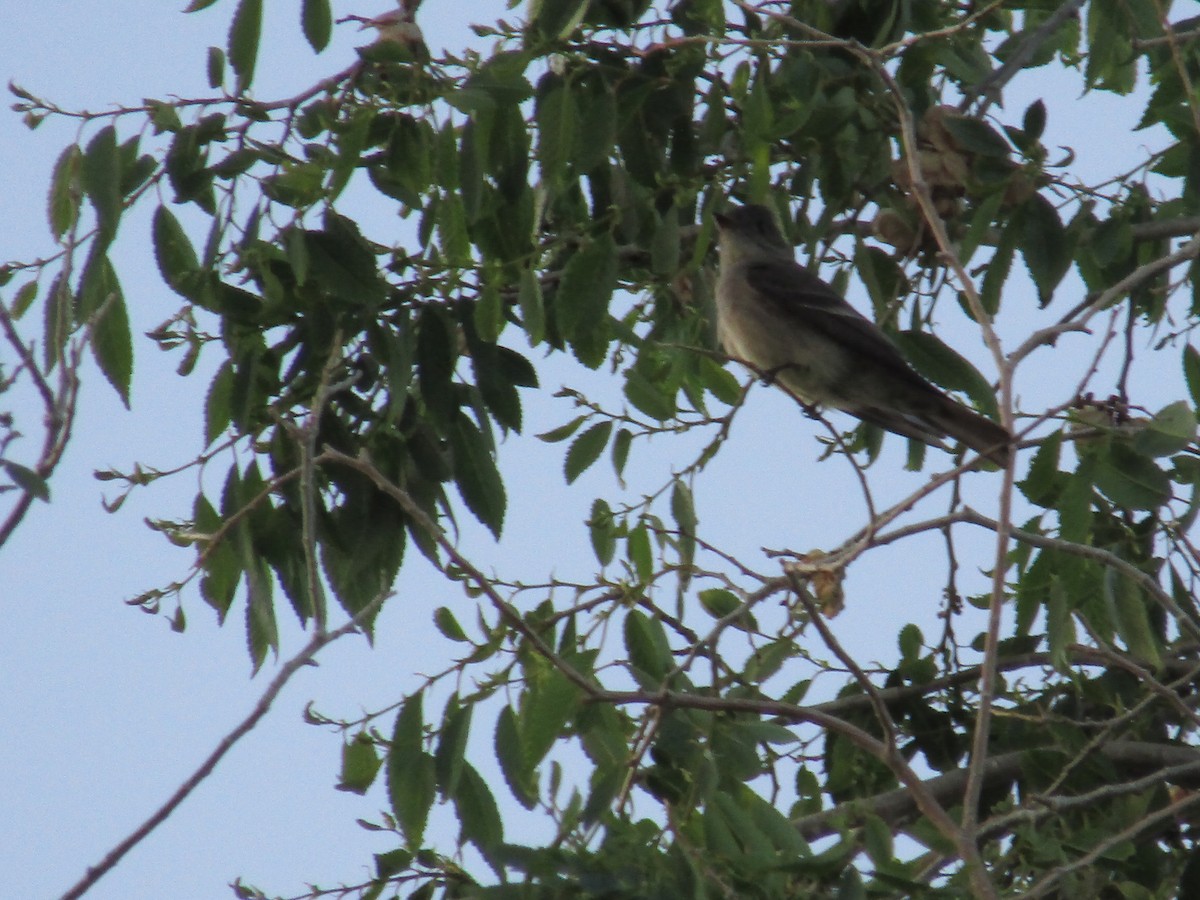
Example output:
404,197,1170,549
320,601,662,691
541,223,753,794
714,204,1012,467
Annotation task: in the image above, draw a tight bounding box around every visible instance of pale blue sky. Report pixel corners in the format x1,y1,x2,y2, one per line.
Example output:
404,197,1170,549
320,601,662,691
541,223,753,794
1,3,1191,898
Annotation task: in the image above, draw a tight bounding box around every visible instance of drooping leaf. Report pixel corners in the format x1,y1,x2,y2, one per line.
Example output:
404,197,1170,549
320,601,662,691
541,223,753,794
449,413,506,537
564,421,612,484
47,144,82,239
228,0,264,92
387,693,436,848
301,0,332,52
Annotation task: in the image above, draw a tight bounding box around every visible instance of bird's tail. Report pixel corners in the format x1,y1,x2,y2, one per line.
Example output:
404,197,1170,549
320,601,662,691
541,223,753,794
930,400,1012,468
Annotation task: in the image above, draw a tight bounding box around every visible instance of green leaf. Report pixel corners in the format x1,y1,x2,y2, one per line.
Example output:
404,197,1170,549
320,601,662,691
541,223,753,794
564,421,612,484
627,523,653,582
42,273,70,370
388,694,436,848
433,607,469,642
529,0,589,41
453,764,504,867
1019,193,1070,304
241,527,277,673
898,623,923,661
940,115,1012,158
537,415,586,444
1093,443,1171,510
153,206,200,297
698,588,756,631
339,733,383,794
82,126,121,250
1022,99,1047,141
1133,401,1196,457
1106,570,1163,669
450,414,506,537
522,665,581,769
612,427,633,482
623,369,677,421
624,609,673,686
1185,346,1200,413
589,498,616,566
206,45,226,89
301,0,332,51
556,233,616,353
2,461,49,501
47,144,82,239
894,330,998,419
10,280,38,320
435,698,472,798
1046,578,1074,673
494,706,537,809
228,0,263,92
518,267,545,345
536,74,576,185
205,362,234,446
81,255,132,407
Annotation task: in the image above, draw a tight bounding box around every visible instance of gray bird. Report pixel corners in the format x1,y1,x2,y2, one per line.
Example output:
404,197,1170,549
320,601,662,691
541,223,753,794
714,204,1012,467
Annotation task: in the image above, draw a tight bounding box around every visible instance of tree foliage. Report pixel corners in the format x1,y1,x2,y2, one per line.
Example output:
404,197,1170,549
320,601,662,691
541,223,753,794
8,0,1200,897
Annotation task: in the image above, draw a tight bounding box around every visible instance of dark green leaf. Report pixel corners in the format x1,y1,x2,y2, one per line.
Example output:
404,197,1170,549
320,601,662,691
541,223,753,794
1106,570,1163,668
556,233,616,352
207,45,226,89
589,498,616,566
623,369,676,421
536,75,576,185
1022,99,1047,141
450,414,506,537
153,206,200,297
1019,194,1070,303
453,764,504,867
435,698,472,798
1185,345,1200,414
10,280,37,320
612,427,633,482
518,267,545,345
894,330,998,419
537,415,586,443
494,706,537,809
564,421,612,484
627,523,653,581
228,0,263,92
301,0,332,51
941,115,1012,158
42,273,70,370
205,362,234,446
522,664,581,769
388,694,435,848
82,126,121,249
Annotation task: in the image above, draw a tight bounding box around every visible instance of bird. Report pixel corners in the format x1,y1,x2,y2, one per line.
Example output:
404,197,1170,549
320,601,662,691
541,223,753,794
713,203,1012,467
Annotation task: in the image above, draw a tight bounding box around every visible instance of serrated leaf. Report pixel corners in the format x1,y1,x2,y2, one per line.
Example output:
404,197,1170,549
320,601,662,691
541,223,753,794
494,706,537,809
228,0,263,93
435,698,472,798
522,666,581,769
207,45,226,89
536,75,576,185
518,267,545,345
153,205,200,297
81,126,121,250
1185,346,1200,414
10,280,38,320
301,0,332,52
893,330,998,419
589,498,616,566
898,623,923,661
564,421,611,484
81,255,132,407
453,763,504,867
611,427,633,482
241,529,277,673
1019,194,1070,304
623,369,676,421
434,607,469,642
388,694,435,848
556,233,616,346
47,144,81,239
1107,570,1163,668
449,414,506,537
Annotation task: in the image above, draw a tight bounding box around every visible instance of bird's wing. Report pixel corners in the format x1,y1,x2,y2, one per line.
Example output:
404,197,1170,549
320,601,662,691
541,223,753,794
742,259,934,392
